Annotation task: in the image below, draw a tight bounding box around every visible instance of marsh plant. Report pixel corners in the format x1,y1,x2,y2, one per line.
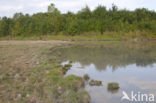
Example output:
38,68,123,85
89,80,102,86
83,74,90,81
62,63,72,74
107,82,120,90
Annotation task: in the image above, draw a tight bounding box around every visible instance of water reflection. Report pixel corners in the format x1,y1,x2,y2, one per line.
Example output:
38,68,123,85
52,41,156,103
107,88,119,94
54,42,156,71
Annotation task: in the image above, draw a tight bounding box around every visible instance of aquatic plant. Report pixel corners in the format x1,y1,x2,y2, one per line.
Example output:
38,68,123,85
107,82,120,90
62,64,72,74
83,74,90,81
89,79,102,86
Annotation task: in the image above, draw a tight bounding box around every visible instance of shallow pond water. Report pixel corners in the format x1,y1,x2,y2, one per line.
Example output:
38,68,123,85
54,41,156,103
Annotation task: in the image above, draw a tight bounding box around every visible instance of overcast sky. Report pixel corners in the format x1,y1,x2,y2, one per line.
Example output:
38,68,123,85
0,0,156,17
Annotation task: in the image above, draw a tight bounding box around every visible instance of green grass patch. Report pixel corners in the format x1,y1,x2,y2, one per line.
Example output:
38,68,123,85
1,31,155,41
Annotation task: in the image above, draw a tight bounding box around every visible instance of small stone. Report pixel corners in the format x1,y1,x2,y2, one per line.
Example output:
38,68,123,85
17,94,21,98
14,74,20,79
36,62,39,65
25,78,29,82
56,86,65,95
26,94,30,98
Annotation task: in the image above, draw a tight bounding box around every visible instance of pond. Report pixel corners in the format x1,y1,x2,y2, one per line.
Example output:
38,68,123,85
53,41,156,103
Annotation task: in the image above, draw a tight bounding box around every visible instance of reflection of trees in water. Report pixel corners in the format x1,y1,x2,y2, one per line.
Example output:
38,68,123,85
53,42,156,71
107,88,119,94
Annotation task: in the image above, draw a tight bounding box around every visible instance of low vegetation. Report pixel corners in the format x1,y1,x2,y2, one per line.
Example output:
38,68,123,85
62,63,72,74
89,80,102,86
83,74,90,81
0,41,90,103
107,82,120,90
1,41,156,102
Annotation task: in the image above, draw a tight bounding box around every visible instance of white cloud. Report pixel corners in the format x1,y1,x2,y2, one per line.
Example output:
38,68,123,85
0,0,155,17
52,0,156,13
0,5,23,11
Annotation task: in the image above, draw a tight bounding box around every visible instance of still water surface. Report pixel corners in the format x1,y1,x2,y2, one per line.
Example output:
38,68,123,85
54,41,156,103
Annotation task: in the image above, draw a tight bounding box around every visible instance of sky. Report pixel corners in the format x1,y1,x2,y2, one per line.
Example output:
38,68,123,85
0,0,156,17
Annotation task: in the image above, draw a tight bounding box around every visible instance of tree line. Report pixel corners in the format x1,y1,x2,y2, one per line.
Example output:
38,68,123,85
0,3,156,37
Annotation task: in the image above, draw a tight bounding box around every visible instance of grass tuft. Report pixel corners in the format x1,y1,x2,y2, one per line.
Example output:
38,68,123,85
107,82,120,90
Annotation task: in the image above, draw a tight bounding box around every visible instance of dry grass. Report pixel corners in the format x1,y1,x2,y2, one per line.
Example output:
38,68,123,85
0,40,67,103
